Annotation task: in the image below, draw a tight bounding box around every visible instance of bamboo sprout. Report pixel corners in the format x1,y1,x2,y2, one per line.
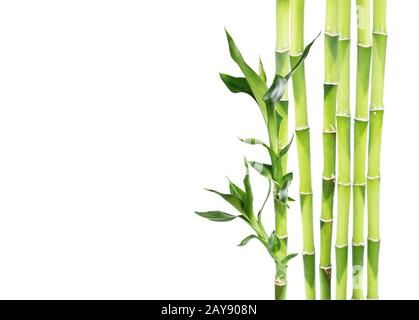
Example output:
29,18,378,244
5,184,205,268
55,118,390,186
335,0,351,300
290,0,315,300
275,0,290,299
352,0,372,300
367,0,387,300
320,0,339,300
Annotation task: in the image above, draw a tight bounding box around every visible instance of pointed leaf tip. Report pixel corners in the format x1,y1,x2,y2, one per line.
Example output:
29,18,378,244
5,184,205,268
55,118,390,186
195,211,237,222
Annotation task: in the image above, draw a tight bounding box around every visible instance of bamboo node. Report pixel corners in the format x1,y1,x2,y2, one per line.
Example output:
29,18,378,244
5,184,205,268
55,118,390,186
335,244,348,249
325,31,339,37
322,175,336,181
337,181,351,187
275,278,288,287
275,48,290,54
319,265,332,271
352,242,365,247
336,112,351,118
373,31,388,36
299,191,313,196
320,218,333,223
323,130,337,134
352,182,366,187
367,175,381,180
277,234,288,240
289,52,303,58
357,43,373,49
370,106,384,112
302,251,315,256
368,238,381,243
338,37,351,41
354,117,368,122
295,125,310,132
324,81,338,86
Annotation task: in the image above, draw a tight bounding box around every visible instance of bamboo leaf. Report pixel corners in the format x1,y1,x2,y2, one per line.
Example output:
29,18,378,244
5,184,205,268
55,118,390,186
238,234,260,247
263,75,288,105
249,161,273,180
225,30,268,121
279,134,294,158
286,32,321,80
281,253,298,266
259,57,267,83
238,137,277,162
282,172,294,188
205,189,245,214
258,180,272,221
288,196,296,202
227,178,246,201
219,73,255,100
242,160,254,217
268,232,282,259
195,211,237,222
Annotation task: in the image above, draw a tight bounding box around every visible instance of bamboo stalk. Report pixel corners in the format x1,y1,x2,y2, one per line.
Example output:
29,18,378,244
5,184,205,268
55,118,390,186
274,0,290,299
335,0,351,301
290,0,315,300
367,0,387,300
352,0,372,300
320,0,339,300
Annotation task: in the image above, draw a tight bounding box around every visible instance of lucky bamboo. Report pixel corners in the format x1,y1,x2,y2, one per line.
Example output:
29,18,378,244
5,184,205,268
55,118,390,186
335,0,352,300
367,0,387,300
290,0,316,300
320,0,339,300
352,0,372,300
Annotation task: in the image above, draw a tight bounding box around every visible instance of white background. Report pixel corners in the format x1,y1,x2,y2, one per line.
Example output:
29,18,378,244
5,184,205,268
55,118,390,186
0,0,415,300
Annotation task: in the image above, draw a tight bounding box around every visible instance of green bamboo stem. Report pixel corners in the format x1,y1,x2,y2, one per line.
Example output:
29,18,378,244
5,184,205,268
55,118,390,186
273,0,290,300
367,0,387,300
320,0,339,300
290,0,315,300
335,0,351,301
352,0,372,300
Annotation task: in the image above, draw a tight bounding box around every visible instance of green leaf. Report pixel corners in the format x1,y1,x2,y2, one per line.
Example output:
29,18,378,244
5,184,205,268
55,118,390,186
227,178,246,201
195,211,237,222
276,188,289,204
288,196,296,202
258,180,271,221
263,33,320,107
259,57,267,83
282,172,294,189
242,160,254,217
279,135,294,158
238,234,260,247
281,253,298,266
219,73,255,100
263,75,288,105
249,161,273,180
225,30,268,122
205,189,245,214
268,232,282,260
238,137,277,162
286,32,321,80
